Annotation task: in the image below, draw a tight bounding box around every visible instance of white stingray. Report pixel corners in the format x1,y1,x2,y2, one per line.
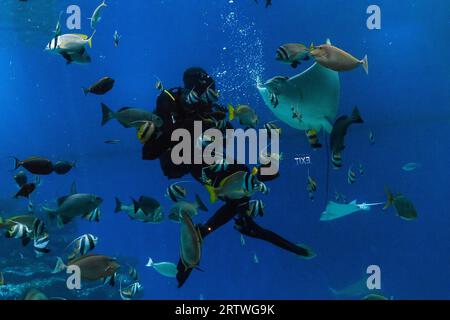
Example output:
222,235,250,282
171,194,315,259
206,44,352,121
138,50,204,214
320,200,384,222
257,52,340,133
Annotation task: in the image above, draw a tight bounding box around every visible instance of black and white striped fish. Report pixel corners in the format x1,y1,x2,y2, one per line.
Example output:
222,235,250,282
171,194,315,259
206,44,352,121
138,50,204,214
34,234,50,258
264,122,281,136
258,182,270,195
210,158,229,173
186,89,201,105
331,151,343,169
85,208,100,222
165,183,187,202
6,222,31,240
347,166,357,184
201,85,219,104
129,266,139,281
246,200,265,217
32,218,45,239
120,281,143,300
269,92,279,108
66,234,98,259
103,272,117,287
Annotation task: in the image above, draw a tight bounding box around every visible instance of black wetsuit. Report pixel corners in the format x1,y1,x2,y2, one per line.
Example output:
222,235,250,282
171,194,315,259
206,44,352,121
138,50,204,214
143,76,311,288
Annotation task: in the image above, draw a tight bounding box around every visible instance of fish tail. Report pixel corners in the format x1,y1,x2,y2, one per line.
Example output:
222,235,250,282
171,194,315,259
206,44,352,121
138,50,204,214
362,55,369,75
82,87,89,96
12,157,21,170
88,30,96,48
383,187,394,210
52,257,67,274
114,197,122,213
101,103,114,126
351,107,364,124
205,185,218,203
145,257,154,267
228,104,235,121
195,194,208,212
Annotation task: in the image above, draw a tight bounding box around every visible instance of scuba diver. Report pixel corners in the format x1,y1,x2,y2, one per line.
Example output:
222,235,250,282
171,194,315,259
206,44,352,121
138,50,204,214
139,67,315,287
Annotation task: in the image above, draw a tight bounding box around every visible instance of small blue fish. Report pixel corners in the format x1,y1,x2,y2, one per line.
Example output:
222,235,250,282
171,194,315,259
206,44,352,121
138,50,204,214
402,163,421,172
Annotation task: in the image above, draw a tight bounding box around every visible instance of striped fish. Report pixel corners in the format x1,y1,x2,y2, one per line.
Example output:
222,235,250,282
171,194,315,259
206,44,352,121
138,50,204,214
186,89,201,105
331,151,343,169
347,166,357,184
165,183,187,203
129,267,139,281
201,84,219,103
120,281,143,300
34,234,51,258
258,182,270,195
32,218,45,239
6,222,31,240
66,234,98,259
247,200,265,217
103,272,117,287
269,92,279,108
85,208,101,222
306,130,322,150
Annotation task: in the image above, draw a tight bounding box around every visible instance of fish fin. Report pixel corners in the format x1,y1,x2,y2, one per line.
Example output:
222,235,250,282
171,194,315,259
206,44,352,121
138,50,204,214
204,185,217,204
82,87,89,96
195,194,208,212
145,257,154,267
326,38,332,45
52,257,67,274
114,197,122,213
362,55,369,75
70,182,77,195
101,103,114,126
351,107,364,124
383,187,394,210
87,30,96,48
228,104,235,121
12,157,21,170
291,61,299,68
195,266,205,272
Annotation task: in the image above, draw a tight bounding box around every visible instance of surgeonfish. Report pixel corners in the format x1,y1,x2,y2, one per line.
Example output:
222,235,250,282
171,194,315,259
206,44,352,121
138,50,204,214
383,188,417,221
168,195,208,223
146,257,178,278
83,77,115,96
13,156,54,175
179,212,203,273
52,254,120,285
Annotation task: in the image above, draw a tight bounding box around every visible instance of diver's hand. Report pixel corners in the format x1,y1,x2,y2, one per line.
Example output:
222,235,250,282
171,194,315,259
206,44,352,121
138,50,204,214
137,121,156,145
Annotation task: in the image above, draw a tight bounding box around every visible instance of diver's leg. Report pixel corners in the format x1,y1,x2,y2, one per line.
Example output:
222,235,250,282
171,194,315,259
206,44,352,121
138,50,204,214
198,199,246,238
234,217,315,258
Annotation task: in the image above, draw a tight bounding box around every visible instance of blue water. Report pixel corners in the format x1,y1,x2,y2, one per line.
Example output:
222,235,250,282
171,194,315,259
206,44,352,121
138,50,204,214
0,0,449,300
